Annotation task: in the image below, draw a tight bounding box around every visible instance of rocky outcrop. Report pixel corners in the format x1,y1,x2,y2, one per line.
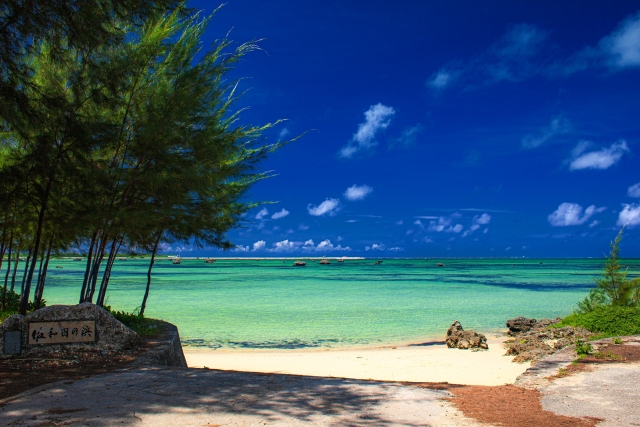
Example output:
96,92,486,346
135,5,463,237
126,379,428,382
445,321,489,350
1,303,142,358
506,316,537,336
504,317,592,364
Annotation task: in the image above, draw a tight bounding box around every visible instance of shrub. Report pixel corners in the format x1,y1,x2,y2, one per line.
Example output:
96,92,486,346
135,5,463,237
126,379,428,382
0,290,46,321
577,227,640,313
555,305,640,337
103,305,159,337
574,339,593,356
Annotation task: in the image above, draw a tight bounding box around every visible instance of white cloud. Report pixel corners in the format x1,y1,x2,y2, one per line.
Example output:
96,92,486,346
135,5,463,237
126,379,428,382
473,213,491,225
365,243,385,251
339,104,395,158
505,246,512,251
269,240,297,252
483,228,489,234
302,239,351,252
344,184,373,201
618,203,640,227
388,247,404,252
589,220,600,228
522,117,571,149
428,217,452,232
628,183,640,198
252,240,266,251
391,124,424,149
428,70,453,89
298,224,309,231
233,245,250,252
600,11,640,69
255,208,269,220
279,128,290,139
548,203,606,226
345,219,358,223
395,220,403,225
428,24,548,91
569,140,629,170
447,224,464,233
307,198,340,216
271,209,290,220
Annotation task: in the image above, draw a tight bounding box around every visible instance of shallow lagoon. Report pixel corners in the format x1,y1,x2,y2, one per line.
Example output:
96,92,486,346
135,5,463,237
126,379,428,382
39,258,640,349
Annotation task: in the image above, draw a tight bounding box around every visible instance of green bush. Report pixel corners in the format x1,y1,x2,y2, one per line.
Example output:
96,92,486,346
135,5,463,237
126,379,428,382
574,339,593,356
555,305,640,337
0,290,46,321
103,305,158,337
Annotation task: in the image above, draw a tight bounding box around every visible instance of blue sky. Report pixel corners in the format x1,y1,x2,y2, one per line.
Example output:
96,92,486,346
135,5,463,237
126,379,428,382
174,0,640,258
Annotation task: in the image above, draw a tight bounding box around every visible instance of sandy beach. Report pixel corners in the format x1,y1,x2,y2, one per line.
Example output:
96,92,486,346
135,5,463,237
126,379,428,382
184,335,528,386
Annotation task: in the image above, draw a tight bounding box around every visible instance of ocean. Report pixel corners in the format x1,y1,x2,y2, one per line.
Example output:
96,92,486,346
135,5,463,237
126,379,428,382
36,258,640,349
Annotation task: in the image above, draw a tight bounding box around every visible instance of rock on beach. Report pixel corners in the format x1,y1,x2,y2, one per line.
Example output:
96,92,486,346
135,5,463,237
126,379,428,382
445,320,489,350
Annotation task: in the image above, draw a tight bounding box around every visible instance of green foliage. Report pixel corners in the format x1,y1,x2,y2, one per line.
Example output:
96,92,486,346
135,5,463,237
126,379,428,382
1,289,46,321
593,351,622,360
556,305,640,337
0,4,292,313
577,227,640,313
612,337,623,345
103,305,158,337
574,339,593,356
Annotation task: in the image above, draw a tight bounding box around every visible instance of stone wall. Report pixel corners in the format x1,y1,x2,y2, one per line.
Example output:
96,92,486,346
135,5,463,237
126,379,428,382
132,321,187,368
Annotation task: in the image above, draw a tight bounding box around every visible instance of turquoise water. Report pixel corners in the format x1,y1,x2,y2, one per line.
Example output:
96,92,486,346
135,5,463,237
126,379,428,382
36,258,640,349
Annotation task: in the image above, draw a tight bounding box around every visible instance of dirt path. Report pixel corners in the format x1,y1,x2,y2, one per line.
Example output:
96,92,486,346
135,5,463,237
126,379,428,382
0,368,486,427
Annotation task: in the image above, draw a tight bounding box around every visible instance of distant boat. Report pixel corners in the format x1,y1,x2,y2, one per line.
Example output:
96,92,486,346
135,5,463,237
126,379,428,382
205,258,215,264
55,266,63,269
172,258,181,265
319,259,330,265
374,260,382,265
293,261,306,267
338,259,344,263
437,263,444,267
73,258,82,261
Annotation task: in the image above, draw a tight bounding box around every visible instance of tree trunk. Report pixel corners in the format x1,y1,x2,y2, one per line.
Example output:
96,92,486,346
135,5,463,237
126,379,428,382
96,235,121,307
35,234,54,309
86,236,108,303
0,228,6,271
1,231,13,310
79,231,98,303
19,246,33,298
10,244,20,292
140,231,162,317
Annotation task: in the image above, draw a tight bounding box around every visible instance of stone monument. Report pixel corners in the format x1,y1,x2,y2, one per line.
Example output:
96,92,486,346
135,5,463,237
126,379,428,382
0,302,142,358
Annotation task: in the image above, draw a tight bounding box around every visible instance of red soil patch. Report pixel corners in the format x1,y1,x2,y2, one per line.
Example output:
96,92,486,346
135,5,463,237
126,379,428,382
446,385,602,427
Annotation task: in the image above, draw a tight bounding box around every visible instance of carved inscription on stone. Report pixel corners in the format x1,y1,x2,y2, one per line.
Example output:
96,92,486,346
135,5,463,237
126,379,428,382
28,321,96,345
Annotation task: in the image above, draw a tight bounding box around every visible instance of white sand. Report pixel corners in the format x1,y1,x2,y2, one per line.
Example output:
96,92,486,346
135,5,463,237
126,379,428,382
184,336,529,386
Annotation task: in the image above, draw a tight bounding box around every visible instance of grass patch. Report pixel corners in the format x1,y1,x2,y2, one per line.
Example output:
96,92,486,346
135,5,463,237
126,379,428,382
0,309,17,323
104,306,159,337
593,351,623,360
553,305,640,337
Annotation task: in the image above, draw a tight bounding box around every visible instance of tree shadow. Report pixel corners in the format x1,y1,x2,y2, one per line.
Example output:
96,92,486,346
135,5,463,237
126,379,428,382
0,368,447,426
